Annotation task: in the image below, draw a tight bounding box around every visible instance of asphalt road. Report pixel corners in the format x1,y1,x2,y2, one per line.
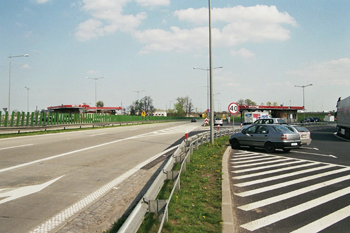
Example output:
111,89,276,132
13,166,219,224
0,121,205,233
229,124,350,233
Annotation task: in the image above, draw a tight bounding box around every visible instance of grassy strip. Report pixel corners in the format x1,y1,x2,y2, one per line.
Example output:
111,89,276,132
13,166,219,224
134,135,230,233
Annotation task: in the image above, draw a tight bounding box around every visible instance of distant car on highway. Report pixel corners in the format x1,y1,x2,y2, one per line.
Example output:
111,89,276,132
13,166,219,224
229,124,301,153
214,119,223,126
191,118,197,122
284,125,312,145
301,117,321,123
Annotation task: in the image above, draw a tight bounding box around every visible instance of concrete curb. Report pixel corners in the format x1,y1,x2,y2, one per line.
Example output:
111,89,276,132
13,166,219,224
222,146,234,233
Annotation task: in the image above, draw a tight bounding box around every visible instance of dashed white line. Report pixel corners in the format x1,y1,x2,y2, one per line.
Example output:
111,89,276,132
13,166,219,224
0,144,33,151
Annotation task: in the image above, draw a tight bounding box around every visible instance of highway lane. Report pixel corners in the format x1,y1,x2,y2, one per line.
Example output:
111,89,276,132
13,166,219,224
230,124,350,232
0,121,205,233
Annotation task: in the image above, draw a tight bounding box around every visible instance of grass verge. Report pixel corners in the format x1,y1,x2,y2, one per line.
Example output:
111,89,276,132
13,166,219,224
132,135,230,233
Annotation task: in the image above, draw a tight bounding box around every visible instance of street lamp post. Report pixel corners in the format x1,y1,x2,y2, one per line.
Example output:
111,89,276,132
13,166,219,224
8,54,29,113
193,66,223,111
208,0,215,144
85,76,106,114
295,84,313,121
25,87,30,112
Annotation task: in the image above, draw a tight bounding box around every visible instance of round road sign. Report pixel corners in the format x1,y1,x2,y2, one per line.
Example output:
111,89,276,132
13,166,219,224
228,102,239,114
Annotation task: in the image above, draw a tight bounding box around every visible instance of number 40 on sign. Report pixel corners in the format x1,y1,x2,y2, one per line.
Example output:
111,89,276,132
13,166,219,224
228,102,239,114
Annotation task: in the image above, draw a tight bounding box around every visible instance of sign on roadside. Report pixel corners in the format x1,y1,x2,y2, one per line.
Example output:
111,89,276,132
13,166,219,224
228,102,239,114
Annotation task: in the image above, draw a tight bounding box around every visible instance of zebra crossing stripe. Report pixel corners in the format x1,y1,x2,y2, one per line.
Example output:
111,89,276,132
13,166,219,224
235,167,350,197
232,160,306,173
232,158,292,168
241,186,350,231
239,173,350,211
231,154,275,161
235,164,336,187
290,205,350,233
233,162,316,180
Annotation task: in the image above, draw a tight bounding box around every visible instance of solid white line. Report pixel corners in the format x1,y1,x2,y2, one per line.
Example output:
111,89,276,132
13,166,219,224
232,162,315,180
0,144,33,151
89,133,108,137
291,205,350,233
293,150,337,158
235,167,350,197
239,174,350,211
235,164,336,187
29,145,179,233
240,186,350,231
231,154,266,160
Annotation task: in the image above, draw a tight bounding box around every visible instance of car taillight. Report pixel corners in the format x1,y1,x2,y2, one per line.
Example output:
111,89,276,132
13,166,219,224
281,134,287,140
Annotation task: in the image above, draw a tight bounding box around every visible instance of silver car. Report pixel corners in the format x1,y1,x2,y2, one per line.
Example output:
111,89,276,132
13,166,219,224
284,125,312,145
229,124,301,153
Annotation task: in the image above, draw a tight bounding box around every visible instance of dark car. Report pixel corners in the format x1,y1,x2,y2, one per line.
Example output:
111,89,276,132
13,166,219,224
301,117,321,123
229,124,301,153
191,118,197,122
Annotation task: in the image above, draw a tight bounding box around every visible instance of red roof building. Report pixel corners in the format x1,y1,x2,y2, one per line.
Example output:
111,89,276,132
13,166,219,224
47,104,122,114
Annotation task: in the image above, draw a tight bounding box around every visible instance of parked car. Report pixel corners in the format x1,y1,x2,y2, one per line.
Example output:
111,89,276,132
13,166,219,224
229,124,301,153
214,119,223,126
301,117,321,123
241,118,287,131
284,125,312,145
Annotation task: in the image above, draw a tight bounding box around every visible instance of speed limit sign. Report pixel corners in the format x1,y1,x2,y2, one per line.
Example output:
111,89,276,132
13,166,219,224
228,102,239,114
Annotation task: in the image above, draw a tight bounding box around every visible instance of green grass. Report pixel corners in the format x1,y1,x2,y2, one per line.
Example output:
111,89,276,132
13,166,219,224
134,136,230,233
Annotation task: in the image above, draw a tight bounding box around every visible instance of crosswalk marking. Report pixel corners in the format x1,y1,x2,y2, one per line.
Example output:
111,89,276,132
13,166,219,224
233,162,315,180
235,166,350,197
290,205,350,233
232,157,292,167
240,186,350,231
239,173,350,211
232,160,307,173
235,164,336,187
231,150,350,232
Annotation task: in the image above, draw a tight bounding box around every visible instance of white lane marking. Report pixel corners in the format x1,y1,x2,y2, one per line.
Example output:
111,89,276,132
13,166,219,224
0,144,33,151
235,167,350,197
231,154,274,161
232,162,314,180
240,186,350,231
232,160,311,174
235,164,336,187
0,176,63,204
29,145,179,233
89,133,108,137
232,156,282,164
0,124,196,174
239,174,350,211
293,150,337,158
232,158,293,168
291,205,350,233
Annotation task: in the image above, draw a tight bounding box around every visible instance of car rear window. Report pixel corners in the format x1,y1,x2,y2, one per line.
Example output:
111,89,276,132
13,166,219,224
272,125,290,132
295,126,309,132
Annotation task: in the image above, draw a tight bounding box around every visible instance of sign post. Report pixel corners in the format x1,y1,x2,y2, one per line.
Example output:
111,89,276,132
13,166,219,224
228,102,239,130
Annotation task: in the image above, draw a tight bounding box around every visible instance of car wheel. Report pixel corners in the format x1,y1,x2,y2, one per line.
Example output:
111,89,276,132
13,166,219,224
283,149,291,152
231,139,240,149
264,142,275,153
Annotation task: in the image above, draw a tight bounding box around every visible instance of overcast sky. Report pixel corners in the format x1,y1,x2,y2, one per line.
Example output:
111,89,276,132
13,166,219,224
1,0,349,113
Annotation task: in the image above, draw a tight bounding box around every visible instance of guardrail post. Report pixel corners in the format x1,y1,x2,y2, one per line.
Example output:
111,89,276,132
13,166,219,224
149,200,168,222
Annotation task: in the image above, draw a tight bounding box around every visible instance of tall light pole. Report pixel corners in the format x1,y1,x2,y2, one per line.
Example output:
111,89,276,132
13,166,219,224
25,87,30,112
295,84,312,121
208,0,215,144
85,76,106,114
134,90,146,101
8,54,29,113
193,66,223,111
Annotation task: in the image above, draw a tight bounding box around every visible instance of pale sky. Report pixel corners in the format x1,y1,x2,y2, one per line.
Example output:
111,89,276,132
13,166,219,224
1,0,349,113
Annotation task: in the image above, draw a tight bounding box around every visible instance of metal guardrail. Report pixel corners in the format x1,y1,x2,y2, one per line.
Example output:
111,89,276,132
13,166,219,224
117,128,235,233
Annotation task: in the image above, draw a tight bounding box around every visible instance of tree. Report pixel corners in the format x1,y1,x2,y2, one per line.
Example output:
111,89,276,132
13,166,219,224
96,101,104,107
174,96,194,117
141,96,154,115
267,101,272,106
